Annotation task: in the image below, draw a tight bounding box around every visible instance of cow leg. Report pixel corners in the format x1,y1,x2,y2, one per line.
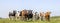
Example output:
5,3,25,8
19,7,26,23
15,16,17,20
9,16,13,20
22,16,24,21
18,16,22,21
45,16,47,21
22,16,26,21
15,16,19,20
9,17,11,20
48,15,50,21
37,16,39,20
19,16,22,20
11,16,14,20
45,16,50,21
28,17,29,20
9,16,14,20
23,14,28,21
9,16,10,20
45,16,49,21
41,16,43,21
24,16,27,21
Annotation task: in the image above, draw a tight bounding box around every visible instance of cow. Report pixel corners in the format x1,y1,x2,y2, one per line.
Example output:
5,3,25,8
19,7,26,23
19,11,23,20
21,9,28,21
40,12,45,21
19,11,22,16
45,11,51,21
15,11,20,20
20,9,33,21
33,12,39,20
27,10,33,21
9,12,14,20
9,10,17,20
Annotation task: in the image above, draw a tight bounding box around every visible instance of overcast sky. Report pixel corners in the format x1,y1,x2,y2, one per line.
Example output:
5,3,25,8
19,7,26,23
0,0,60,18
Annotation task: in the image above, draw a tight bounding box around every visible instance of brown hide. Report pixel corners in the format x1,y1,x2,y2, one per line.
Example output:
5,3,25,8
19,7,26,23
45,11,51,21
22,10,28,16
40,12,44,16
40,12,44,21
45,12,51,17
21,10,28,20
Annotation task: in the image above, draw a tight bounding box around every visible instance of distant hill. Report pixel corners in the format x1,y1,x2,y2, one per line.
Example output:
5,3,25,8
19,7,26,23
0,17,3,19
51,16,60,18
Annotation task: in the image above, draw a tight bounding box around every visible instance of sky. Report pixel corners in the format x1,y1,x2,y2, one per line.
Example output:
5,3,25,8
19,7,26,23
0,0,60,18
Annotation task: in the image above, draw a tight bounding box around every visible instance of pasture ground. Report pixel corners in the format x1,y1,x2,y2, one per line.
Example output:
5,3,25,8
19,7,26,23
0,16,60,23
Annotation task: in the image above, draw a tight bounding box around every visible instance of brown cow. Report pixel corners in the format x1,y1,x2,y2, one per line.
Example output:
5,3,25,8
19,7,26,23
21,9,33,21
45,11,51,21
21,9,28,21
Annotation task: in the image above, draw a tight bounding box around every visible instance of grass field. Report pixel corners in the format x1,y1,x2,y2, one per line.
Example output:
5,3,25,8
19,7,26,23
0,16,60,23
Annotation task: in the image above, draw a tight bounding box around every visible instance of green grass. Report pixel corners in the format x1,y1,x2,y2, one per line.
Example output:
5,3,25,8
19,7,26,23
0,16,60,23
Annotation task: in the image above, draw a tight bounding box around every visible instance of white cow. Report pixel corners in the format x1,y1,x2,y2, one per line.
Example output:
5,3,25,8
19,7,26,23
15,11,20,20
33,12,39,21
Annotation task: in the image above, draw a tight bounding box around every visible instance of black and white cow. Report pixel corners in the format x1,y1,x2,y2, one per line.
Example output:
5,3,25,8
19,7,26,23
9,10,17,20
